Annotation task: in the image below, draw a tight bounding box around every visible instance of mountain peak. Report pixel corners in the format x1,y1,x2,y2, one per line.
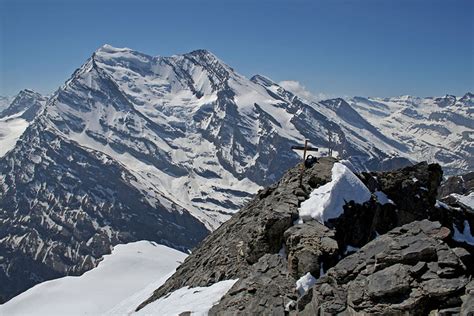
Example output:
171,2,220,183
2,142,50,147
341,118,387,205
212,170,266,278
0,88,46,120
250,74,276,87
93,44,153,63
459,92,474,106
96,44,132,54
17,89,40,97
186,49,216,58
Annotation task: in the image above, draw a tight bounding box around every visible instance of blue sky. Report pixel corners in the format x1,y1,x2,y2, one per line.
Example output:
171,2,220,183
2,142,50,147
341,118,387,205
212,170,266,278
1,0,473,97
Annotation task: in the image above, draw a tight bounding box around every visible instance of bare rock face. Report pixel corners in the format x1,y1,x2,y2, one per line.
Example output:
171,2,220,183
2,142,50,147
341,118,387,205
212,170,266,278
329,162,444,254
438,171,474,198
284,221,339,279
209,254,297,315
462,280,474,315
299,220,472,315
359,162,443,225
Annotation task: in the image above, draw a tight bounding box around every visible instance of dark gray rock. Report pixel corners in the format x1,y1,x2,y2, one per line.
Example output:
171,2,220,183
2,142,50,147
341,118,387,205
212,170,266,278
299,220,472,315
209,254,297,315
461,280,474,316
284,221,339,279
438,172,474,198
366,263,412,298
359,162,443,225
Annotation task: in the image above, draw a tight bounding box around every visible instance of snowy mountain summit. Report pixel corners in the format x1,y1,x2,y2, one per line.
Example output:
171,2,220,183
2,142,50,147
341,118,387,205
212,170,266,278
0,45,472,303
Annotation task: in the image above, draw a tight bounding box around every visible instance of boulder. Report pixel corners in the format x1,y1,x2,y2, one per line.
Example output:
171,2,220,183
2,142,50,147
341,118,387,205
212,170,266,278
284,221,339,279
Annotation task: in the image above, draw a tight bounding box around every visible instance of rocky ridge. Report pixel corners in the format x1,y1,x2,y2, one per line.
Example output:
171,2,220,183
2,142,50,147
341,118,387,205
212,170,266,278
138,158,474,315
0,89,47,121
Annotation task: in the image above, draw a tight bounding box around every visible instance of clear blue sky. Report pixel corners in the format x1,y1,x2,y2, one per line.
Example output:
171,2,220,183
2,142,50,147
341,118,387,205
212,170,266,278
1,0,473,98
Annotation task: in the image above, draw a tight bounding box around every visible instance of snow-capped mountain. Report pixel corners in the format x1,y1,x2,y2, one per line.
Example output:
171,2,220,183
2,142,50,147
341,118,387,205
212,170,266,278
0,96,12,112
0,90,48,157
347,94,473,174
0,44,472,303
0,89,47,121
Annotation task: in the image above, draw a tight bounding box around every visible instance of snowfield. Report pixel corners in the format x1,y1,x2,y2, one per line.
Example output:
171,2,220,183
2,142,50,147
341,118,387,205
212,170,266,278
0,241,187,316
299,162,372,223
134,280,238,316
0,241,238,316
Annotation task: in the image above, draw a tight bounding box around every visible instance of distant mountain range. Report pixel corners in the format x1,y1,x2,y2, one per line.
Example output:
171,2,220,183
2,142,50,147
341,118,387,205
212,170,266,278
0,44,472,302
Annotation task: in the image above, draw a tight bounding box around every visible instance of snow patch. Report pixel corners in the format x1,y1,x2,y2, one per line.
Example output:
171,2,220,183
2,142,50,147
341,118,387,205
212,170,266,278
135,279,238,316
0,117,29,157
374,191,395,205
299,162,371,223
435,200,450,209
344,244,360,255
296,272,316,296
450,192,474,210
453,220,474,246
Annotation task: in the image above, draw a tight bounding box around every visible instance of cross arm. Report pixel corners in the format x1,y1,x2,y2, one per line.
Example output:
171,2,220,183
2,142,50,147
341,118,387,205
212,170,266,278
291,145,319,152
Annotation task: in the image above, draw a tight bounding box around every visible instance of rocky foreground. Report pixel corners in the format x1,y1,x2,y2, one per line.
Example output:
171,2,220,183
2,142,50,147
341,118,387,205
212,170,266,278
138,157,473,315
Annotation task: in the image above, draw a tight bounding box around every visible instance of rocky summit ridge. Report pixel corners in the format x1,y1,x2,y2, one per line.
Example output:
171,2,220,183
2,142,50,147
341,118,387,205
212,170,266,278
138,157,474,315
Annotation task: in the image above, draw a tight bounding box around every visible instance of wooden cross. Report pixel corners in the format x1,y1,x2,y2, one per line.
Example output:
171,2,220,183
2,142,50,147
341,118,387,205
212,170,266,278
291,140,319,186
291,140,319,161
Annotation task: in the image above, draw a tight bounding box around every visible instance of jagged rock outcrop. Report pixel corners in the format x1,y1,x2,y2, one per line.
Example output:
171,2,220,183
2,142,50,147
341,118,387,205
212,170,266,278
299,220,472,315
438,172,474,198
211,254,297,314
437,172,474,226
138,158,474,315
284,221,339,279
462,281,474,315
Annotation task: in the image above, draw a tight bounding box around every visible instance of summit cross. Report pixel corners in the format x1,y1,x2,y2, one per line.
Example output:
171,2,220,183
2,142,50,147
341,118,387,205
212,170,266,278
291,140,319,186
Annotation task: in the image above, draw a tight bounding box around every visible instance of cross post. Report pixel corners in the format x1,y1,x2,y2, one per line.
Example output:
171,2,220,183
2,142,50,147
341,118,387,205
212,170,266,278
291,140,319,186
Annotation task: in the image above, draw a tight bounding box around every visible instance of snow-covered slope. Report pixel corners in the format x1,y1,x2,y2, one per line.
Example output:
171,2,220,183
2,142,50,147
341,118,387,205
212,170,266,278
347,94,473,174
0,241,186,316
132,279,238,316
